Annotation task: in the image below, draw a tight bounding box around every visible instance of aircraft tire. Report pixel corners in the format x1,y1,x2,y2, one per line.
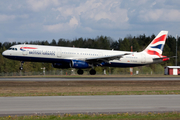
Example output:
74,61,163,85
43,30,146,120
77,69,83,75
19,67,23,70
90,69,96,75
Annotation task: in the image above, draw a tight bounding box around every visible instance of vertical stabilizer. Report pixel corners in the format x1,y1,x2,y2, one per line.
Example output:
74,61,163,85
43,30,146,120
144,31,168,57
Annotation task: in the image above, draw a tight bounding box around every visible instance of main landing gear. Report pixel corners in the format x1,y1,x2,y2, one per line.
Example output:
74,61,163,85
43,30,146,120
89,69,96,75
77,69,96,75
77,69,84,75
19,61,24,70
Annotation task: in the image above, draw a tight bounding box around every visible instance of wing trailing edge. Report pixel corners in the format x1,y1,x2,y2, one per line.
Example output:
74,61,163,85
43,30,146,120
84,53,131,64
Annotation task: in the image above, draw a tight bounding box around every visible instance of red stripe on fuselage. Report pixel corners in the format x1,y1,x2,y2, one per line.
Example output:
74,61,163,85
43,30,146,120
20,47,37,49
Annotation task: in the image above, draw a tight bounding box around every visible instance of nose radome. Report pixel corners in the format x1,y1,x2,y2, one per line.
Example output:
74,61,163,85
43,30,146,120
2,51,7,56
2,51,5,56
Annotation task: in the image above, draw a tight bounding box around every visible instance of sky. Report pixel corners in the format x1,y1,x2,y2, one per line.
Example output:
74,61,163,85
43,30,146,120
1,0,180,43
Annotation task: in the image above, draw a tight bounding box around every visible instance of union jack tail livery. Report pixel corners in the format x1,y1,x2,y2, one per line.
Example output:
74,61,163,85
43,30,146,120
144,31,168,58
142,31,169,62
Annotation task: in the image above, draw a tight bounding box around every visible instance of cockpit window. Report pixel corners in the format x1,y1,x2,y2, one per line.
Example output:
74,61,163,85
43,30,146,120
8,48,17,51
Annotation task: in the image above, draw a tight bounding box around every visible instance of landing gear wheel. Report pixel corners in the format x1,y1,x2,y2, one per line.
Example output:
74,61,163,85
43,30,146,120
19,61,24,70
19,67,23,70
89,69,96,75
77,69,84,75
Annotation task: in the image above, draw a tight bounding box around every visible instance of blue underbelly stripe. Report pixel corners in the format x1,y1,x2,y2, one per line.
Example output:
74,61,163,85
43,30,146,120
3,55,145,67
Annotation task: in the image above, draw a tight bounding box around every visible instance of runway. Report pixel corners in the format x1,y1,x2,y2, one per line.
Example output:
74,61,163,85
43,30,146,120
0,95,180,116
1,77,180,116
0,77,180,81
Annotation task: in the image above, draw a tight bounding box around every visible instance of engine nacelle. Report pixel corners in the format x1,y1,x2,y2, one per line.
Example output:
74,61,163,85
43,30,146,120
71,60,90,69
52,62,71,68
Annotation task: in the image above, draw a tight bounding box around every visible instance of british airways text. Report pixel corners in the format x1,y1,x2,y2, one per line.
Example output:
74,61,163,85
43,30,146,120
29,50,55,56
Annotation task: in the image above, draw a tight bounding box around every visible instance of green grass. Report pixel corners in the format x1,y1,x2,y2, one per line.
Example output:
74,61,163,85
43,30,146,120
1,90,180,97
2,112,180,120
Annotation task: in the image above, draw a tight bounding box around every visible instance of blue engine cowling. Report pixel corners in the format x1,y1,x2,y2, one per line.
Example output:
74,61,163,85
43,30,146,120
71,60,90,69
52,62,71,68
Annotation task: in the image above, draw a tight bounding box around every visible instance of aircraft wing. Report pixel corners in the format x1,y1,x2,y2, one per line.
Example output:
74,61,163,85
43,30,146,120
84,53,131,64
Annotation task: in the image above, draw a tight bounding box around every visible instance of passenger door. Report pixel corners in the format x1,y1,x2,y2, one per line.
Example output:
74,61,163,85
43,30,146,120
141,53,146,63
57,48,62,57
22,46,28,55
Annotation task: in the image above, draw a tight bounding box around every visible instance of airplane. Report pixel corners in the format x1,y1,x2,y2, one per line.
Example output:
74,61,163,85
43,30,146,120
2,31,169,75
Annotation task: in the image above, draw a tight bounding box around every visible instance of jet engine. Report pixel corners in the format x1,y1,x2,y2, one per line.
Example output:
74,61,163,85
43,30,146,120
52,62,71,68
71,60,90,69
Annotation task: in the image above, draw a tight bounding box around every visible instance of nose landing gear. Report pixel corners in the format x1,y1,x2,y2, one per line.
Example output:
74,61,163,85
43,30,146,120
19,61,24,70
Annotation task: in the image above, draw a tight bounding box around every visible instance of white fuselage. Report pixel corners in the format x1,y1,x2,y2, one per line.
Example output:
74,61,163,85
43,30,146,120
2,31,169,75
2,44,156,68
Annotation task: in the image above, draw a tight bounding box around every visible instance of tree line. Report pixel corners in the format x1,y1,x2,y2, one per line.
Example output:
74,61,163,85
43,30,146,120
0,34,179,75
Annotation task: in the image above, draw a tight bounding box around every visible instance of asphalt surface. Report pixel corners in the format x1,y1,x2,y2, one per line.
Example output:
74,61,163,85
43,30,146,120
0,77,180,81
0,95,180,116
1,77,180,116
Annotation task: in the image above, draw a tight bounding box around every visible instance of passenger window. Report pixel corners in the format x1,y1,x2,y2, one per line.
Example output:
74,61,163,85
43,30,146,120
15,48,17,51
12,48,14,50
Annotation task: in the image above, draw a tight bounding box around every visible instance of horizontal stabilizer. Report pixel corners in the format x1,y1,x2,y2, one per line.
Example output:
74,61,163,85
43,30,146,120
153,56,176,62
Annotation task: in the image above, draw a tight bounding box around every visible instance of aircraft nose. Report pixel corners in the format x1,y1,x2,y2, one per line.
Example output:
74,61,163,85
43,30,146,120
2,51,7,56
2,51,5,56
